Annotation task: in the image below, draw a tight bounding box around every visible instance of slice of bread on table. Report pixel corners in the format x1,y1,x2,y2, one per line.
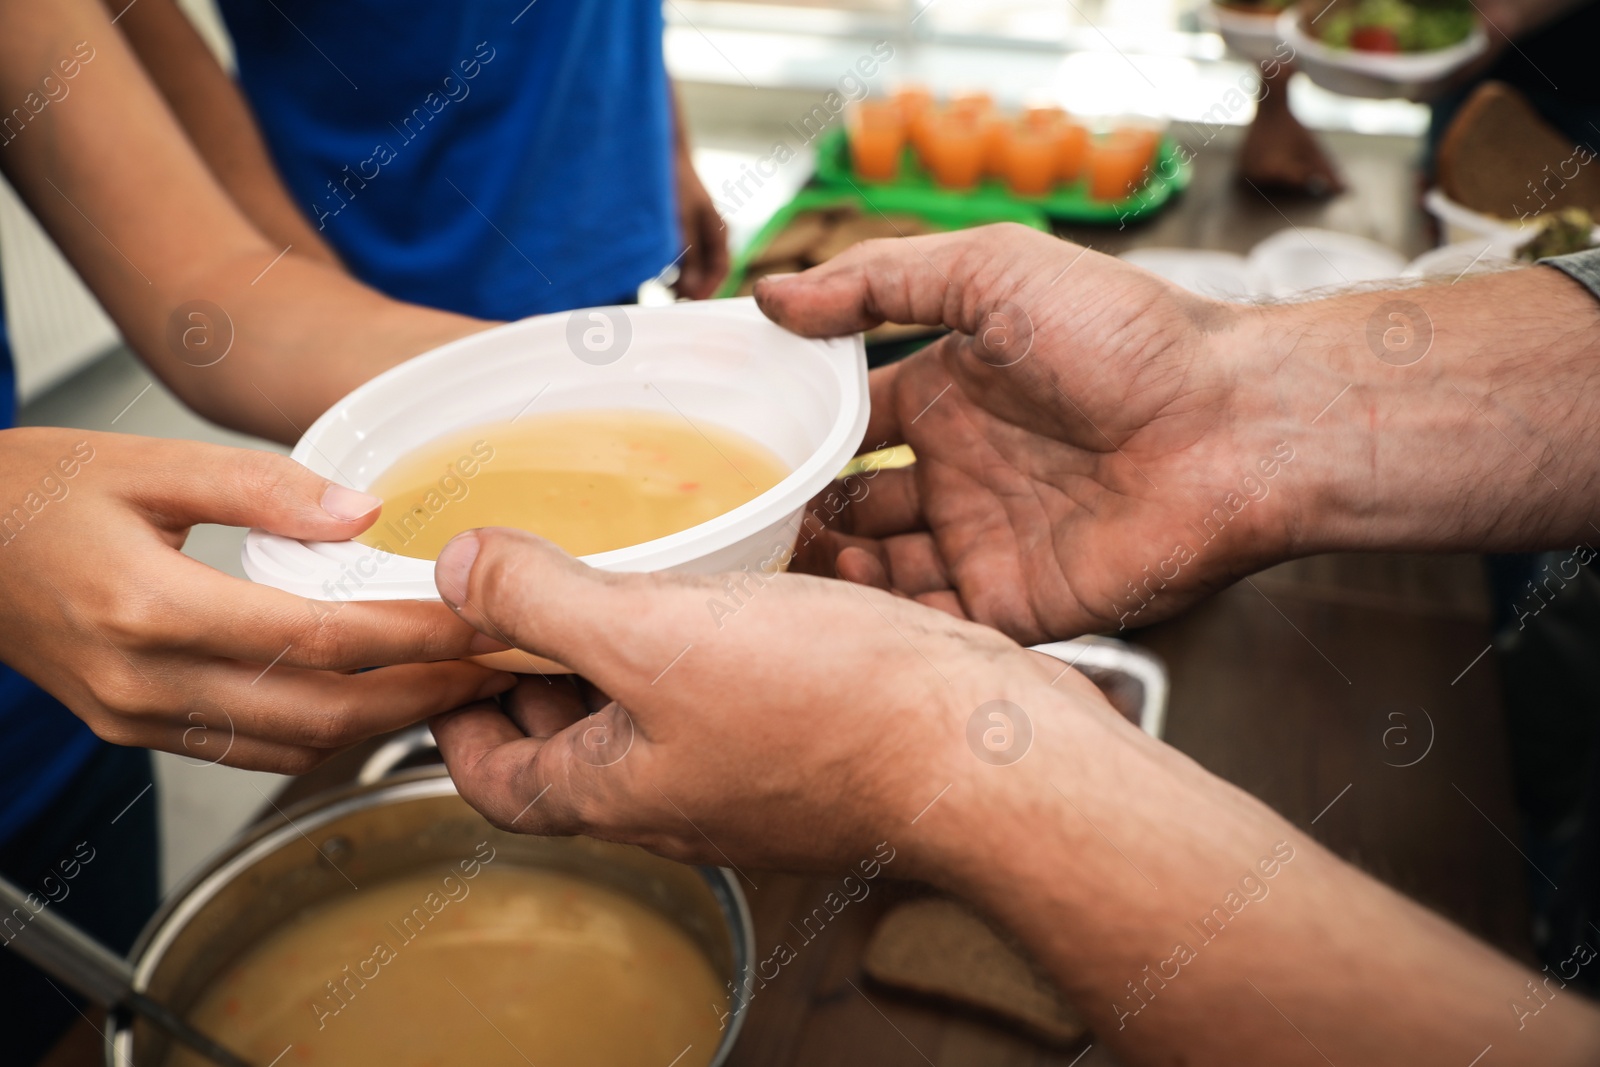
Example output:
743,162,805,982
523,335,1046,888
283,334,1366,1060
862,895,1087,1045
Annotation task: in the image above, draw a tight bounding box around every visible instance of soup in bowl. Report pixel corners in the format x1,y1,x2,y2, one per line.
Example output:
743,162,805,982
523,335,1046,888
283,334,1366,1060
243,297,868,610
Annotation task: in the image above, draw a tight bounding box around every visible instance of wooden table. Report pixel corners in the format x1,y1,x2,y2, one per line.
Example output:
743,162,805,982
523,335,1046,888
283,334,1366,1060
264,129,1529,1067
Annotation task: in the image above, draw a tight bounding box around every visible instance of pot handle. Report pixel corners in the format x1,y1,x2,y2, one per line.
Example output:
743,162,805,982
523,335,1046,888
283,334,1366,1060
1026,637,1169,739
357,723,440,785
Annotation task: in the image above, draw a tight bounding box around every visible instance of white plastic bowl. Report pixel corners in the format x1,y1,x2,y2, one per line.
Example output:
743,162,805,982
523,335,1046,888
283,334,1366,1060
243,297,868,603
1120,248,1263,302
1402,237,1520,279
1245,227,1408,296
1278,5,1487,101
1423,187,1533,246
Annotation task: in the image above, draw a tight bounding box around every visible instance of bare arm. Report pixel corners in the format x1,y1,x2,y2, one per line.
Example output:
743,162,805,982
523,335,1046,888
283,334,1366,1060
426,529,1600,1066
941,695,1600,1064
95,0,340,267
0,0,485,443
667,82,729,299
1247,265,1600,557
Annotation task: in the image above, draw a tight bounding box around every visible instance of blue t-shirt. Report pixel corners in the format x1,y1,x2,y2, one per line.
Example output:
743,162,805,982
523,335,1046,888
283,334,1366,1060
0,303,102,845
218,0,680,319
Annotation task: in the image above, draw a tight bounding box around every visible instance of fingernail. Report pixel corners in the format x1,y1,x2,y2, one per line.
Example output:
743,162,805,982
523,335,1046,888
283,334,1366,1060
435,531,481,608
322,484,382,521
761,272,797,283
469,632,512,654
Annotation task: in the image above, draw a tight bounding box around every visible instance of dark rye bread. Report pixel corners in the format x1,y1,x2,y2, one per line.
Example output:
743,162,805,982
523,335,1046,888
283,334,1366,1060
862,896,1088,1045
1437,81,1600,219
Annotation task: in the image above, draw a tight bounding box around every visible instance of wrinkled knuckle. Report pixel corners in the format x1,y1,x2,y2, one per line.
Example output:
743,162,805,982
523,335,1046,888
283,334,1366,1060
236,453,301,507
455,777,525,836
560,784,606,839
473,535,520,586
87,714,142,748
415,612,468,657
855,235,904,263
87,670,160,719
297,703,364,749
290,624,359,671
471,540,529,615
100,593,165,649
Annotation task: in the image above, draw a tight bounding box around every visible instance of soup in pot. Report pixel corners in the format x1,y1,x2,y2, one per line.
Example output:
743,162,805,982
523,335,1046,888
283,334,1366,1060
355,409,790,561
168,864,729,1067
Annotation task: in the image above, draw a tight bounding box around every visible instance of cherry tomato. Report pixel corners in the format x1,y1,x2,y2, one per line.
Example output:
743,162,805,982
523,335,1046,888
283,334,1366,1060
1351,26,1402,51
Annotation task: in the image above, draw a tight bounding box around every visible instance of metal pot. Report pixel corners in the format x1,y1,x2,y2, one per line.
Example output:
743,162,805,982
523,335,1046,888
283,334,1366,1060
108,758,753,1066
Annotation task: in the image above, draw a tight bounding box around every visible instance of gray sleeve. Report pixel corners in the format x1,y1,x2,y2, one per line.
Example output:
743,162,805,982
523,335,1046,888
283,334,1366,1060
1541,247,1600,302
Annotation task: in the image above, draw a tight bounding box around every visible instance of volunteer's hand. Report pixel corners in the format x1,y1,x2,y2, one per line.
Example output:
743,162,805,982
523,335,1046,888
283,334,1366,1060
754,224,1292,642
429,527,1119,874
0,428,515,773
672,148,730,300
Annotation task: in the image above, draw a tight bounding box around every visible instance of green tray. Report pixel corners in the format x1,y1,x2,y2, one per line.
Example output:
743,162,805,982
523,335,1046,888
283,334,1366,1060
715,185,1049,300
811,125,1192,224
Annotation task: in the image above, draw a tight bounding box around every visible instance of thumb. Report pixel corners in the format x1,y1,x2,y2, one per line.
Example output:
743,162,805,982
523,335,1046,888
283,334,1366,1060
434,527,692,689
432,531,668,681
752,221,1060,340
129,438,383,541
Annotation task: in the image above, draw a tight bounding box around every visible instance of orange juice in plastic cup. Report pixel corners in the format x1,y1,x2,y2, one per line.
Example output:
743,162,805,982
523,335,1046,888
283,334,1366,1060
848,99,906,182
894,85,935,163
944,91,995,175
925,111,985,190
1088,128,1157,201
1123,125,1161,164
1001,122,1057,196
1055,121,1090,183
1020,105,1088,183
980,112,1014,176
893,84,934,126
1021,105,1067,131
948,90,994,121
